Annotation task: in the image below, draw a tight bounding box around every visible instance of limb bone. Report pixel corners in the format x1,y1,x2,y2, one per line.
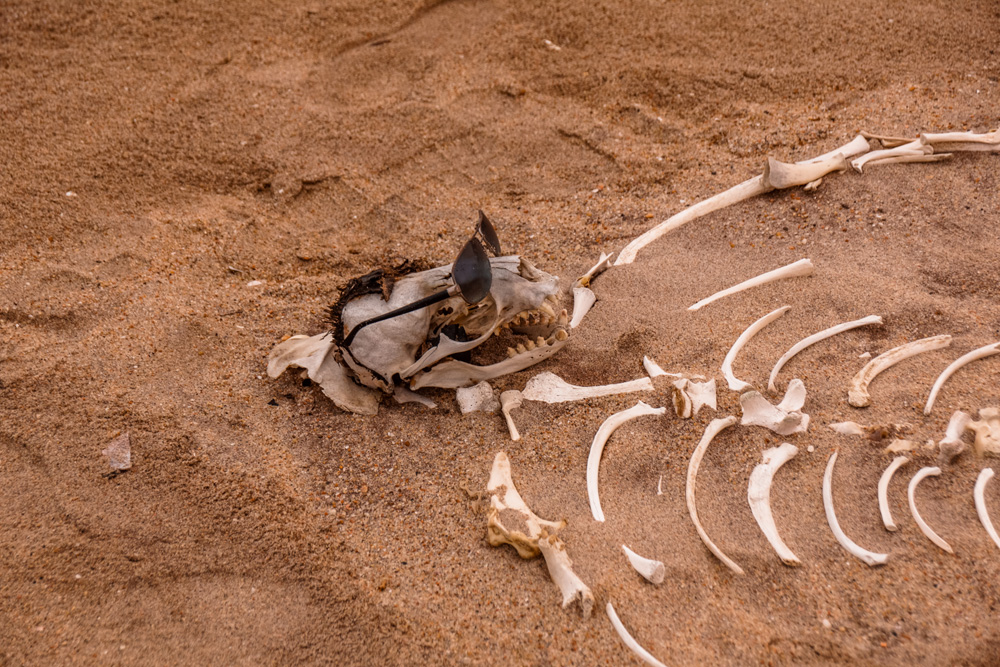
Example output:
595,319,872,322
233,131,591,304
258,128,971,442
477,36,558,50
848,334,952,407
974,469,1000,551
688,259,814,312
523,371,654,404
823,451,889,566
924,342,1000,415
685,416,743,574
878,456,910,531
768,315,883,392
747,443,801,566
621,545,666,584
908,467,954,554
537,535,596,618
722,306,792,392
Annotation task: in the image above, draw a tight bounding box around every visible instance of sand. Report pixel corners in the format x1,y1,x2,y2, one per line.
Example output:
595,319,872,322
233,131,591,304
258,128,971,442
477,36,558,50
1,0,999,664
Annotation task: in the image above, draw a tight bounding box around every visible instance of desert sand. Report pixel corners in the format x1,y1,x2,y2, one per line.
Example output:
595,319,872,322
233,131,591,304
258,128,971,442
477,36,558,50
2,0,999,664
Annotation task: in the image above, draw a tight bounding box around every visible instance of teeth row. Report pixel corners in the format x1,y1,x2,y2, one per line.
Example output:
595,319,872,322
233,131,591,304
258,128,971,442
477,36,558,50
504,308,570,329
506,329,569,358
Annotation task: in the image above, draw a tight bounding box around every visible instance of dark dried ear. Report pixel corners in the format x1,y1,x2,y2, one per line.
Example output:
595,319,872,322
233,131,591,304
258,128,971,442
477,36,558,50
326,259,431,343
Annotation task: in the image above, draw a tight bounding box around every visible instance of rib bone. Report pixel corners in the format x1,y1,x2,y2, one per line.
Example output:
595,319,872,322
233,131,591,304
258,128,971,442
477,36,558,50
823,451,889,566
847,334,952,407
621,545,665,584
686,416,743,574
587,402,666,522
606,602,668,667
924,342,1000,415
523,371,654,404
747,443,801,565
722,306,791,392
768,315,883,392
908,466,954,553
740,379,810,436
688,259,814,311
878,456,910,531
974,468,1000,551
575,251,614,288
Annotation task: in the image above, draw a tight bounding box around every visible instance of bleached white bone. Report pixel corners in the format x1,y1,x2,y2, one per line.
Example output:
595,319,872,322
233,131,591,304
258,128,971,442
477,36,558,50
974,469,1000,550
847,334,952,407
851,138,931,172
768,315,883,392
939,410,973,462
588,402,666,522
656,475,664,496
722,306,791,392
614,135,871,266
606,602,668,667
393,385,437,409
829,421,866,436
822,451,889,566
924,342,1000,415
523,371,653,404
537,534,596,618
908,467,953,553
886,439,917,454
688,259,814,311
499,390,523,441
576,252,614,287
747,443,801,565
921,130,1000,152
569,286,597,329
686,416,743,574
969,408,1000,457
642,356,675,379
621,545,665,584
671,378,717,418
456,381,499,414
878,456,910,531
740,379,809,436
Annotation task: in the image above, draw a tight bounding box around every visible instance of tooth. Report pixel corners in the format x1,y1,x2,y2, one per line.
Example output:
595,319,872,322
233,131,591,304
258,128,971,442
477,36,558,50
540,302,557,319
558,309,569,325
525,340,536,351
516,344,527,355
507,347,517,358
536,336,546,348
555,329,568,341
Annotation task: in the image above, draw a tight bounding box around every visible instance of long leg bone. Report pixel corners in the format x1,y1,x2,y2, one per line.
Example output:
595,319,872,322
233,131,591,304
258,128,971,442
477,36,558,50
908,467,954,554
847,335,952,408
768,315,883,392
851,138,932,172
621,545,666,584
686,416,743,574
722,306,792,392
588,402,667,522
688,259,814,312
523,371,654,404
823,451,889,566
969,408,1000,456
537,535,596,618
878,456,910,532
500,390,523,441
974,469,1000,551
606,602,668,667
924,342,1000,415
740,379,810,436
747,443,801,566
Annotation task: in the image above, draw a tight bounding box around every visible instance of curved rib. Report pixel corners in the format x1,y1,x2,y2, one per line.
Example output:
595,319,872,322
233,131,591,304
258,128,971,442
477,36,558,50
974,469,1000,551
768,315,883,392
688,259,814,312
722,306,792,392
606,602,668,667
747,443,801,565
686,416,743,574
587,402,666,522
823,451,889,566
924,341,1000,415
908,467,953,553
877,456,910,531
848,335,952,407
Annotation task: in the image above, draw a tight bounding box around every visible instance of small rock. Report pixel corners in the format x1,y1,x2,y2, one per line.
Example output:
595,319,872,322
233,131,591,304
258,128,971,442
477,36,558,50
456,381,500,414
102,432,132,472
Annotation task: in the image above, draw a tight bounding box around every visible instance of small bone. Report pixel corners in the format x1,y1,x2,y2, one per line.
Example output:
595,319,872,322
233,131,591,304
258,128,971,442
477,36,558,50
828,421,910,441
606,602,668,667
740,379,809,436
829,421,865,436
588,402,667,522
938,410,973,463
456,381,499,414
822,451,889,566
908,467,953,553
968,408,1000,457
537,534,596,618
747,443,801,566
642,356,681,379
924,342,1000,415
768,315,883,392
621,545,665,584
921,129,1000,152
878,456,910,531
886,439,917,454
657,475,664,496
410,333,570,389
848,335,952,408
523,371,654,404
722,306,792,392
575,252,614,288
499,390,523,441
974,469,1000,551
671,378,718,418
686,416,743,574
851,138,932,172
570,286,597,328
393,385,437,409
688,259,814,311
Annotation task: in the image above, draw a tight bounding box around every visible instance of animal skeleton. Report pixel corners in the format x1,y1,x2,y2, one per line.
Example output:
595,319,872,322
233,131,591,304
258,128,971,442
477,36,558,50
688,259,814,312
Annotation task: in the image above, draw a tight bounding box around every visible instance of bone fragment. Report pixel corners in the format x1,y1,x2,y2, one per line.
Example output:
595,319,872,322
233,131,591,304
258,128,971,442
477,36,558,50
606,602,668,667
768,315,883,392
924,342,1000,415
822,451,889,566
671,378,718,418
908,467,954,553
848,335,952,408
969,408,1000,457
886,439,917,454
878,456,910,531
499,391,523,441
829,421,865,436
747,443,801,566
523,371,654,404
588,402,667,522
537,534,596,618
686,416,743,574
974,469,1000,551
722,306,792,392
740,379,809,436
688,259,814,312
575,252,614,288
456,381,499,414
939,410,973,463
268,333,380,414
393,385,437,408
657,475,664,496
569,286,597,329
643,356,674,379
621,545,666,584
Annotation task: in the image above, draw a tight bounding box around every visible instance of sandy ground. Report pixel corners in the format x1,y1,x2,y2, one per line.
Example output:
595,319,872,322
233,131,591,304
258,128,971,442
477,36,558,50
2,0,999,664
